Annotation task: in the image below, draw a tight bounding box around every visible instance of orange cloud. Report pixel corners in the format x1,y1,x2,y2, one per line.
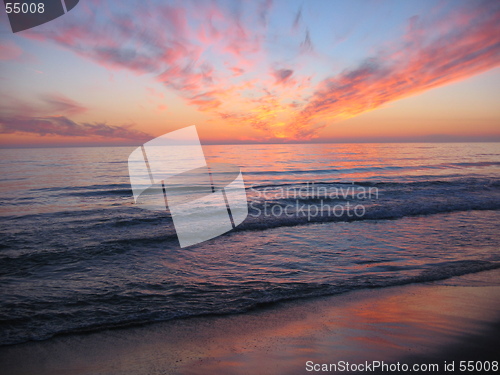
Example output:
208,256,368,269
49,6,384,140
288,3,500,139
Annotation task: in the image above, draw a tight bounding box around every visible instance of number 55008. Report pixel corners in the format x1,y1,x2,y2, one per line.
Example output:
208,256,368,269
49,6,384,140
5,2,45,14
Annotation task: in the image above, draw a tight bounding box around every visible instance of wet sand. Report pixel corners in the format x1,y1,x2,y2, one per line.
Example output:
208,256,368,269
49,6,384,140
1,269,499,375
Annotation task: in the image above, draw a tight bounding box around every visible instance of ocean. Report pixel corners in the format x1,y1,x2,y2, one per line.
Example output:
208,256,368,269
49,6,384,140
0,142,499,346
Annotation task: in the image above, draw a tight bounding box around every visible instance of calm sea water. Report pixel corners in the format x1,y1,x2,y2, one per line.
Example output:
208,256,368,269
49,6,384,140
0,143,499,345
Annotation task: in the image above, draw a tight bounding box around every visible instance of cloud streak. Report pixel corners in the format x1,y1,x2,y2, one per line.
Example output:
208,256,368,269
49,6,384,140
40,93,88,115
0,115,152,140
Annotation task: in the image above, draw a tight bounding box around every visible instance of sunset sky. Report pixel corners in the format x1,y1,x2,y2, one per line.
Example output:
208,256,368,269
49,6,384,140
0,0,499,147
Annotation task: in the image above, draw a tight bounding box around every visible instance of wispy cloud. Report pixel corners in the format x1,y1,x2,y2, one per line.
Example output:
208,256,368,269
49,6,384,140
292,6,302,32
40,93,88,115
0,40,36,63
273,68,293,84
0,115,151,140
0,93,87,117
0,41,22,60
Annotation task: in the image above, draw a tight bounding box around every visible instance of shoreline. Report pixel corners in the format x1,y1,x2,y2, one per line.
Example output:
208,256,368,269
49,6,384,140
1,269,499,374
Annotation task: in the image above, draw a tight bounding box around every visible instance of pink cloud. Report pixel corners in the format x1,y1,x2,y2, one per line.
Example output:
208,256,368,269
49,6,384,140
41,93,88,116
0,115,151,140
146,87,165,100
0,41,22,61
0,93,87,117
273,69,294,84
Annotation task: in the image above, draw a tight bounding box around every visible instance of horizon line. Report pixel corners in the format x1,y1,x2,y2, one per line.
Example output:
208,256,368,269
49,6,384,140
1,139,500,149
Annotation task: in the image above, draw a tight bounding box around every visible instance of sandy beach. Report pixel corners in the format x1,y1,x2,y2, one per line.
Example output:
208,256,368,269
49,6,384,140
1,268,499,375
